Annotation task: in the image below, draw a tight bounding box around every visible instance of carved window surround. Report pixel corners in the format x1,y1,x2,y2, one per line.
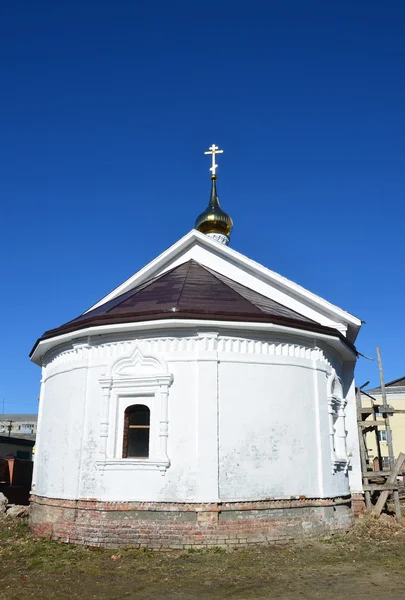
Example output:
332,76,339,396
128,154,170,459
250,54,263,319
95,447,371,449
327,369,349,474
96,348,173,475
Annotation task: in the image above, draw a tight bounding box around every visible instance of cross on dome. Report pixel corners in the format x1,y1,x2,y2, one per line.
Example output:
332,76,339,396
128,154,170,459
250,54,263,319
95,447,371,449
195,143,233,245
204,144,223,176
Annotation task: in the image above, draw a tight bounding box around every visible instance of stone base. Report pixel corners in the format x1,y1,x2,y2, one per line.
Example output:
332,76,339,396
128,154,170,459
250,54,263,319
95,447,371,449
351,493,366,518
29,495,353,549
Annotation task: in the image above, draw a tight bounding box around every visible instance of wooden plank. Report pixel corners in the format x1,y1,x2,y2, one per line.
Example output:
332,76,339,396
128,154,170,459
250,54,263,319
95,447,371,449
359,420,386,427
363,484,399,491
376,346,402,522
377,346,388,408
393,489,402,522
375,421,383,472
356,385,363,420
362,427,377,434
356,387,372,510
361,406,396,415
360,407,375,414
372,451,405,517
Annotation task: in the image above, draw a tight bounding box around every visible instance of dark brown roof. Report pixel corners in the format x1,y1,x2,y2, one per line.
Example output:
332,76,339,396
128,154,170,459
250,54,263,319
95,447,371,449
31,260,352,355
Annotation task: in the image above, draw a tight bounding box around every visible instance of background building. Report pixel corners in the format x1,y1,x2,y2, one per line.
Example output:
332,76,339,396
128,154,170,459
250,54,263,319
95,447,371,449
361,377,405,467
0,415,38,437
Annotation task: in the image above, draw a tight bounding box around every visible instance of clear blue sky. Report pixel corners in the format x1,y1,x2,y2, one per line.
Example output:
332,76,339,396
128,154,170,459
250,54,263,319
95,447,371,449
1,1,404,413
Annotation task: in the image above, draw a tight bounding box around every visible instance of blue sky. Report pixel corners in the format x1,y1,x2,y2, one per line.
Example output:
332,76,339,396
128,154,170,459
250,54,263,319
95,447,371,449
1,1,404,413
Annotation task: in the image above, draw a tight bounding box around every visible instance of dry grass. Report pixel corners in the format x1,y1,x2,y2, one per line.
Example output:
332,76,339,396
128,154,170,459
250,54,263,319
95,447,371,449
1,515,405,599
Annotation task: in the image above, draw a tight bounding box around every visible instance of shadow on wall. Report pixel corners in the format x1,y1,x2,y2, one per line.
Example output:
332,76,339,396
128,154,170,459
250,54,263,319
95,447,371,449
0,458,33,505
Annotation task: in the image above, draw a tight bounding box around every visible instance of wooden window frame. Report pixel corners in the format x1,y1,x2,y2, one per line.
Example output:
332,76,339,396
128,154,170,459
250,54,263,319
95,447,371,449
122,404,150,458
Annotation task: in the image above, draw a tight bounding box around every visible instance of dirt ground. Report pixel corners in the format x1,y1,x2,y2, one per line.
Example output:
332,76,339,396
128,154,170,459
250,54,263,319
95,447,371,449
1,516,405,600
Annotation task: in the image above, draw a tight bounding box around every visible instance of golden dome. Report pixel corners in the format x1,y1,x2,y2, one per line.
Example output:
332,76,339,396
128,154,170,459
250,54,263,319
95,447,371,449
195,175,233,238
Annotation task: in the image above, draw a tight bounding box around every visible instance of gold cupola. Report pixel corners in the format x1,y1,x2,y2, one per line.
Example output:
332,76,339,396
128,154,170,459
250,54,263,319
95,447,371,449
195,144,233,245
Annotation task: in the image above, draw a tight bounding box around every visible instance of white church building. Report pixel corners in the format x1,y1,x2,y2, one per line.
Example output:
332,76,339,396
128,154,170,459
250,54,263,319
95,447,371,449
29,146,363,548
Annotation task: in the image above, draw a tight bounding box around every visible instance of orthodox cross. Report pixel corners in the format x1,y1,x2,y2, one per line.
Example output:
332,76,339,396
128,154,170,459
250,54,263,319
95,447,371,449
204,144,223,176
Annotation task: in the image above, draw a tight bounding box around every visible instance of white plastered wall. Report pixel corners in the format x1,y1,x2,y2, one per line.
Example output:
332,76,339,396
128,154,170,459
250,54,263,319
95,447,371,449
32,366,87,498
33,328,356,503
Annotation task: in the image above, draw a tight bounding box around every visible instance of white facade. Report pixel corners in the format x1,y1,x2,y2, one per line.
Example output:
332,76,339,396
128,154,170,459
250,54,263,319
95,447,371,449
31,230,362,504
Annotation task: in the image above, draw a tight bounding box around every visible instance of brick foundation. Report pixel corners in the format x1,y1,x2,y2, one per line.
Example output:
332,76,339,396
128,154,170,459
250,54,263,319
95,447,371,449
351,493,366,518
29,494,353,549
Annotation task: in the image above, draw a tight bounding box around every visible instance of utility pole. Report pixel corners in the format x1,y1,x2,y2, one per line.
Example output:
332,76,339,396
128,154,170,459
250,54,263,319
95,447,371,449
7,420,13,437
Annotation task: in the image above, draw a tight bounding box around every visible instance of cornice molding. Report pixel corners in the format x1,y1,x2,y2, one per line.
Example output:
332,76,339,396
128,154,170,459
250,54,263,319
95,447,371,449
34,318,355,366
43,334,336,374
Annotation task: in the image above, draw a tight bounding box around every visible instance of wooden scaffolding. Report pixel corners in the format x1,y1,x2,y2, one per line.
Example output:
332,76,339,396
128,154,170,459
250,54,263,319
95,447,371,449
356,346,404,522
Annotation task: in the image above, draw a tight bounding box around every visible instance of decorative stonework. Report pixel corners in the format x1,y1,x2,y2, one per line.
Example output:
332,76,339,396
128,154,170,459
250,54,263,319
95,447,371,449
206,232,230,245
327,369,349,473
97,347,173,475
43,334,335,374
110,347,167,378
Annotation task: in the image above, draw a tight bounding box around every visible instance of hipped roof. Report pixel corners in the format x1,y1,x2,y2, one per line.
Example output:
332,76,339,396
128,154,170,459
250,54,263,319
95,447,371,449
31,260,350,355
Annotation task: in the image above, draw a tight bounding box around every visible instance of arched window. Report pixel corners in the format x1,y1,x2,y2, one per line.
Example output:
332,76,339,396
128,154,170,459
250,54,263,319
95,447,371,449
122,405,150,458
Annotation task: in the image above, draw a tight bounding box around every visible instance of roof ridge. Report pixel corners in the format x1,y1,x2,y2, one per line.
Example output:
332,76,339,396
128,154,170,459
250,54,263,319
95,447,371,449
191,262,263,313
175,261,193,311
199,263,313,322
